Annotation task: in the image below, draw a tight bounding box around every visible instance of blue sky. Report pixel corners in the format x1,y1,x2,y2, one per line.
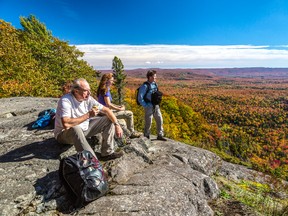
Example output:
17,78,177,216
2,0,288,69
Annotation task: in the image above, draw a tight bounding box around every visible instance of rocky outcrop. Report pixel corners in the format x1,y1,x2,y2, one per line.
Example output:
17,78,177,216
0,97,285,215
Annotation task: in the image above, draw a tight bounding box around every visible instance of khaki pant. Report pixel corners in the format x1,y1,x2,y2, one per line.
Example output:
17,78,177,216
113,110,135,133
56,116,115,158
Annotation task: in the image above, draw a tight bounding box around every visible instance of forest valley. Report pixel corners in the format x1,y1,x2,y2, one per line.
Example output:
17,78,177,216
118,68,288,181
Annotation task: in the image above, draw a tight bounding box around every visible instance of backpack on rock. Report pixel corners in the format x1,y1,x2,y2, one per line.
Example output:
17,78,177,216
32,108,56,129
59,150,108,208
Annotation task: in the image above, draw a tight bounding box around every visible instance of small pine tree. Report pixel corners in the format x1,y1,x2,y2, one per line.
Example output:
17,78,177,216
112,56,127,104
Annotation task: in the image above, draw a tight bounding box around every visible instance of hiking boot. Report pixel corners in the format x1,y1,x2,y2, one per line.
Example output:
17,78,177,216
157,136,167,141
130,131,142,139
101,151,124,161
125,137,132,145
144,135,150,139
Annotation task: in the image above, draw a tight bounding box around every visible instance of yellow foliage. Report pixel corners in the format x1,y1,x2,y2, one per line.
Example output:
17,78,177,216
124,88,216,146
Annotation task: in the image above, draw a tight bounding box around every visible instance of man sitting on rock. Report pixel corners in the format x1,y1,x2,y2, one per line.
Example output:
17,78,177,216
54,78,124,161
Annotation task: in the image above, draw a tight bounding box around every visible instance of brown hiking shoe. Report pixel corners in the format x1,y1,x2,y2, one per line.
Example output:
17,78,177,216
130,131,142,139
101,151,124,161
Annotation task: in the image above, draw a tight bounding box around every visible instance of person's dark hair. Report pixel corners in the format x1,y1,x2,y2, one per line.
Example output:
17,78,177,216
61,80,72,94
146,70,157,79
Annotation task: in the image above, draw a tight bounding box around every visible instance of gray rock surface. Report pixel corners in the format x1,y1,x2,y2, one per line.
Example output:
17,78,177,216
0,97,286,215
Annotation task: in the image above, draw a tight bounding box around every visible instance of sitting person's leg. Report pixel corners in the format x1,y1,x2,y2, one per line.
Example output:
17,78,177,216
113,110,141,138
56,125,96,158
85,116,115,157
113,110,134,132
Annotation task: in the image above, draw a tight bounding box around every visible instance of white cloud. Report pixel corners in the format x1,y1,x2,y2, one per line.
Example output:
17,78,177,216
75,44,288,70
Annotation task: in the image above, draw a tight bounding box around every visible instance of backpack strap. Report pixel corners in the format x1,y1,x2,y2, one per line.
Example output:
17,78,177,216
143,81,150,88
143,81,151,102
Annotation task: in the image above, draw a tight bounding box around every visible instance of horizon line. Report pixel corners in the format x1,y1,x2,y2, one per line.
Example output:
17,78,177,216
76,44,288,70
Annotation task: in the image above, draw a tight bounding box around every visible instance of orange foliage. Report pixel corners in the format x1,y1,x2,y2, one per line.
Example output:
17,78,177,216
125,72,288,179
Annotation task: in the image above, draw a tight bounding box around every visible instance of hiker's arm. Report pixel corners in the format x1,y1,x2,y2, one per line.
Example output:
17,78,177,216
138,85,150,107
100,106,123,138
61,108,99,129
104,96,125,111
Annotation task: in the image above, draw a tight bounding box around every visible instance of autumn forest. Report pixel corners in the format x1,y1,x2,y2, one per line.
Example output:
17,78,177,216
121,68,288,180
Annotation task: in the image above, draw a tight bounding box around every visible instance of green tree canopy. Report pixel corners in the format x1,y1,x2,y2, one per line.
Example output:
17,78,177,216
0,15,100,97
0,19,52,96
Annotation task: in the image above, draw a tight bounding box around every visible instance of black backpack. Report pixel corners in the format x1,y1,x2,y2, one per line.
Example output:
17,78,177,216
136,82,163,106
59,150,108,208
151,90,163,105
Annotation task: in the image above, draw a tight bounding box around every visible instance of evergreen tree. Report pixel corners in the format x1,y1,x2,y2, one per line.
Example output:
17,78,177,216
112,56,126,104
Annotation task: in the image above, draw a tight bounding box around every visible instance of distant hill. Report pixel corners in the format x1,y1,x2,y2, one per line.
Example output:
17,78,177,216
198,67,288,79
102,67,288,79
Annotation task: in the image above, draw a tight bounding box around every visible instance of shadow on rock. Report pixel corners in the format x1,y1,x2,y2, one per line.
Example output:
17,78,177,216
0,138,71,163
33,170,75,214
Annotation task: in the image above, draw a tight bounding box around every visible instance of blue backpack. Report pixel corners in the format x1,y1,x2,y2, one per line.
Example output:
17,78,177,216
32,109,56,129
